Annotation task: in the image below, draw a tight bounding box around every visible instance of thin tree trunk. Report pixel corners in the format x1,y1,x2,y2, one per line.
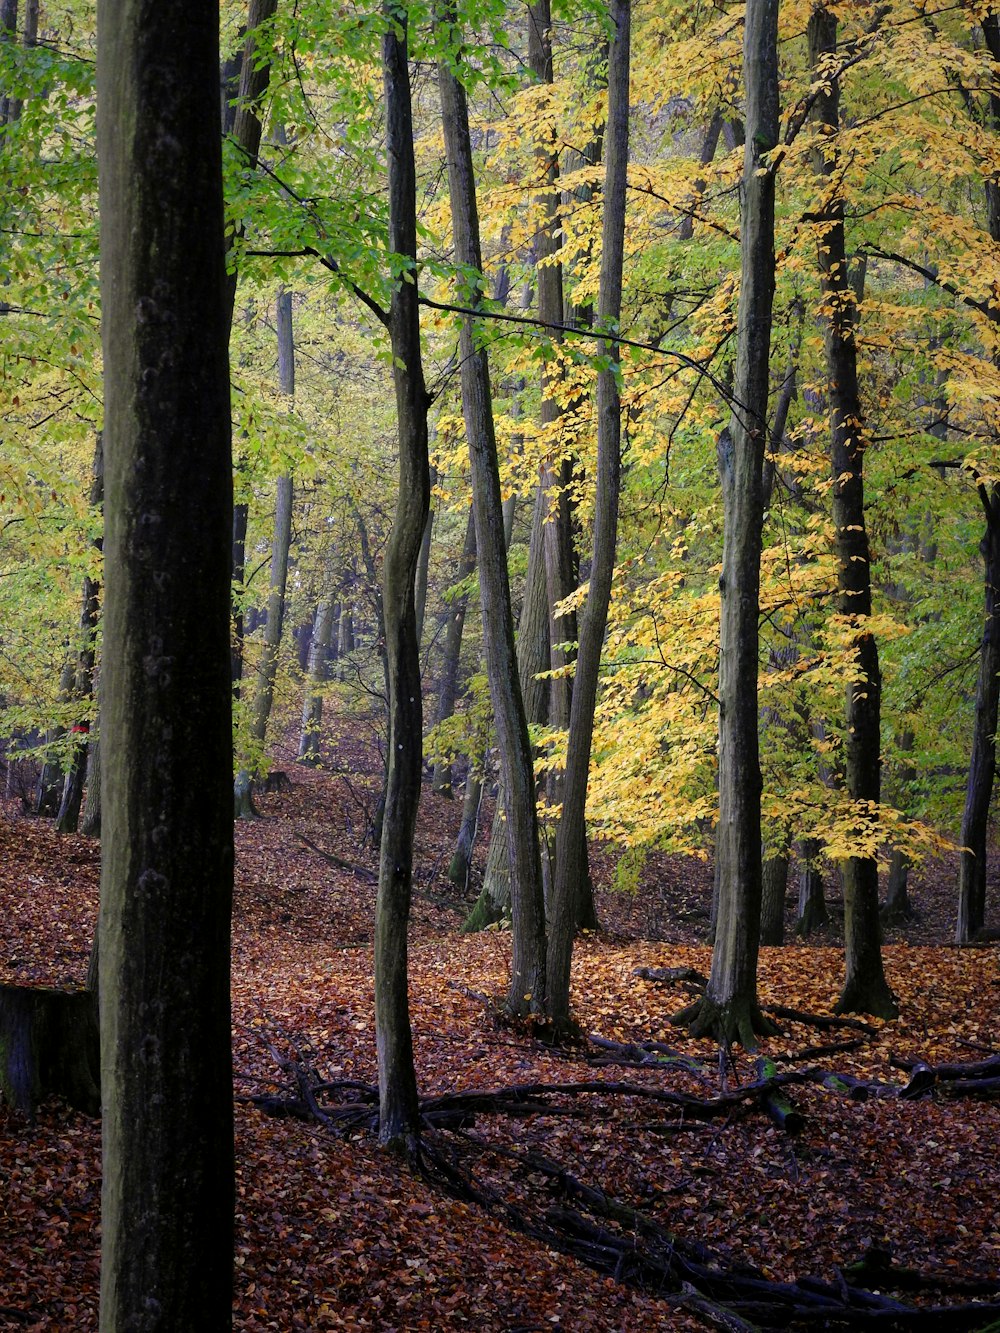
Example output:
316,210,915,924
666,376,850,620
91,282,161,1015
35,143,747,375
56,434,105,834
432,505,477,796
374,6,428,1149
545,0,629,1026
97,0,235,1317
439,16,548,1016
449,762,484,889
809,8,896,1017
297,595,336,764
957,493,1000,941
464,482,552,931
679,0,780,1046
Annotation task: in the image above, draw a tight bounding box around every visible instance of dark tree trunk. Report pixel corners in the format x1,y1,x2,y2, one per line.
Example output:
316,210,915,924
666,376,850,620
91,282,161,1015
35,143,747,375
56,434,105,834
414,466,435,647
679,0,780,1047
760,854,788,946
432,504,477,796
809,8,896,1018
464,483,551,931
439,17,548,1016
374,6,429,1149
545,0,629,1026
449,764,484,890
97,0,235,1318
957,493,1000,941
796,839,828,935
0,985,99,1117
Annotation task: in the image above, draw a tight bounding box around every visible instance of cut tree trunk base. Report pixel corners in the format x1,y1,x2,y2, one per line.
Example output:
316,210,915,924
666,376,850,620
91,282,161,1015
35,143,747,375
0,985,99,1117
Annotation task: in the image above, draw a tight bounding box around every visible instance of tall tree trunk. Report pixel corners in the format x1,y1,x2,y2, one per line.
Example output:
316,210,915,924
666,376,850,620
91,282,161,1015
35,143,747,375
97,0,235,1318
809,8,896,1017
56,434,105,834
439,14,548,1017
235,289,294,816
678,0,780,1047
374,5,429,1149
432,504,477,796
462,486,551,931
297,594,336,763
956,13,1000,944
545,0,629,1026
957,492,1000,941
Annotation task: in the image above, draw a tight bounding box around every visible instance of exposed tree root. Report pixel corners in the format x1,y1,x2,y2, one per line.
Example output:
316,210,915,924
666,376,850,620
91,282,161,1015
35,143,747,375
671,993,782,1048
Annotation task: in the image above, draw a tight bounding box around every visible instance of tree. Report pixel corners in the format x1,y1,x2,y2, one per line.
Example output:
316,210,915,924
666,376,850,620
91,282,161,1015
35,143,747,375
96,0,235,1322
545,0,630,1027
438,0,548,1019
677,0,780,1046
808,7,896,1018
374,0,430,1148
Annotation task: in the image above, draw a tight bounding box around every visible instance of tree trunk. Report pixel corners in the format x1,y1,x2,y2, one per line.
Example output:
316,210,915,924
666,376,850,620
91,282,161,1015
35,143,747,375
679,0,780,1047
97,0,235,1318
957,494,1000,941
760,854,788,946
796,839,828,935
0,984,99,1117
464,483,552,930
81,727,102,837
374,6,428,1149
414,465,435,646
545,0,629,1026
56,434,105,834
439,17,548,1018
297,595,336,763
449,764,484,890
432,504,477,796
809,8,896,1018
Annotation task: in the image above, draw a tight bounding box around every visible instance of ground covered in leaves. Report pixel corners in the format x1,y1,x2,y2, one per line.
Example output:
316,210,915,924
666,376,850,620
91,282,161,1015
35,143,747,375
1,711,999,1330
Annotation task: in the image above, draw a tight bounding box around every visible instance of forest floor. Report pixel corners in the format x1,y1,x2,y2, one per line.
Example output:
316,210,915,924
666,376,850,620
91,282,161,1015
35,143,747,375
1,703,999,1331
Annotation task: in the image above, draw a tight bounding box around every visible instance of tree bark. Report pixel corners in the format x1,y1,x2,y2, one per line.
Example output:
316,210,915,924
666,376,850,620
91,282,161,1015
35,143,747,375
297,594,336,763
439,14,548,1017
432,504,477,796
462,488,552,931
796,839,828,935
374,4,429,1149
97,0,235,1319
957,493,1000,941
0,984,99,1117
679,0,780,1046
449,762,484,890
56,434,105,834
760,854,788,946
545,0,629,1026
809,8,896,1017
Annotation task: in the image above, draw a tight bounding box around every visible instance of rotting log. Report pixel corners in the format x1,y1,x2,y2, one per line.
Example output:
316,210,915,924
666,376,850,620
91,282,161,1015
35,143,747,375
0,984,99,1116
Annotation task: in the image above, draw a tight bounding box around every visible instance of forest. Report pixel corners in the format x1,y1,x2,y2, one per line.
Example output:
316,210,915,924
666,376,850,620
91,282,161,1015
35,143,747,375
1,0,1000,1326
